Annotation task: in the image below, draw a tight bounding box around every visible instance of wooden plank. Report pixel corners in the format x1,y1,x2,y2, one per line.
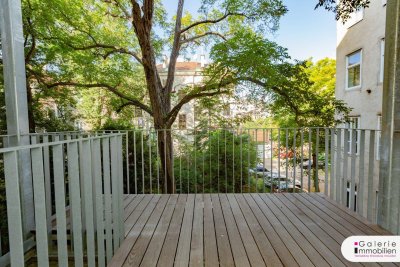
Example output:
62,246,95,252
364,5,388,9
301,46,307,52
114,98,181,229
219,194,251,267
226,194,265,266
286,194,380,267
272,194,353,267
157,194,188,267
288,193,353,240
259,194,329,267
174,194,195,267
234,194,283,267
210,194,235,267
189,194,204,267
125,195,155,236
124,195,136,209
123,195,172,266
301,194,373,235
203,194,219,267
109,195,160,267
250,194,313,267
242,194,303,267
309,194,390,235
125,195,145,222
140,195,183,267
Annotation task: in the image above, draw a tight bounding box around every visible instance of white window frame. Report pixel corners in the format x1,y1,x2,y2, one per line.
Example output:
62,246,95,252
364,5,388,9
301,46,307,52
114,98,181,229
347,116,360,154
178,114,187,130
376,115,382,160
380,38,385,83
346,50,362,90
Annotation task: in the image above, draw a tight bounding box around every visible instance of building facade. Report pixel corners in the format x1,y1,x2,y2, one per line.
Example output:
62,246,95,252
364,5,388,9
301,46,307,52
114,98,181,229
336,0,387,217
336,0,386,131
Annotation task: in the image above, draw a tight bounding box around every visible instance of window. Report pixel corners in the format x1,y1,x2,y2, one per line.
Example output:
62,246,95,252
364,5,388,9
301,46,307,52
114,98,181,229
346,116,360,154
134,107,142,117
346,50,362,89
223,105,231,116
376,115,382,160
178,114,186,130
380,39,385,83
344,8,364,28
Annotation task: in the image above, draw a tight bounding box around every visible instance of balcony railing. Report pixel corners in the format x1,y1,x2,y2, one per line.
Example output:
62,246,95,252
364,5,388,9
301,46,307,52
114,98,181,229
0,132,125,266
0,127,383,266
125,127,381,220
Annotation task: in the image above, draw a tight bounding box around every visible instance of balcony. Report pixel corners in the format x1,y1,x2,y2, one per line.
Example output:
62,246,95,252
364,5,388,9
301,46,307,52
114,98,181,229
0,128,393,266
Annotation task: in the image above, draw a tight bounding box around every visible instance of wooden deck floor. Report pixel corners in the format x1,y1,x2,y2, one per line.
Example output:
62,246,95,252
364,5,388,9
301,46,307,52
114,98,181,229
110,194,395,267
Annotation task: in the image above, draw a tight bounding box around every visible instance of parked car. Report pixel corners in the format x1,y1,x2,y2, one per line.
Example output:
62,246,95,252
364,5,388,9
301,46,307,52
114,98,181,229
273,183,308,193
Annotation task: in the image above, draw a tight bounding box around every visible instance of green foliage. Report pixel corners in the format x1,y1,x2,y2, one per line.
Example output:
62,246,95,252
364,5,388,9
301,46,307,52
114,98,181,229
174,130,257,193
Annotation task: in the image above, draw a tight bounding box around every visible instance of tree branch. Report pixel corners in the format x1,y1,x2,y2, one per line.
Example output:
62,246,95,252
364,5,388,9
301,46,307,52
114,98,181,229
180,31,227,45
180,12,246,34
165,75,234,127
46,82,153,115
68,43,143,64
165,0,185,93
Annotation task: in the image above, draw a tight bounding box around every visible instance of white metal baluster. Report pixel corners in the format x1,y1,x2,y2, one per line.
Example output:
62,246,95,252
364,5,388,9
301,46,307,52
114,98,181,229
126,131,130,194
343,129,350,207
277,129,281,193
316,128,320,192
92,139,105,267
232,129,235,193
358,130,366,216
300,129,304,192
270,129,273,193
67,141,84,267
102,137,113,262
81,140,96,267
4,151,24,267
367,130,376,221
141,131,145,193
335,129,343,202
350,129,357,212
118,136,125,242
324,128,329,195
330,128,335,199
53,144,69,267
43,134,53,234
262,129,266,193
133,130,137,194
308,129,312,192
149,129,152,194
286,129,289,191
240,129,243,193
293,129,297,193
111,136,121,250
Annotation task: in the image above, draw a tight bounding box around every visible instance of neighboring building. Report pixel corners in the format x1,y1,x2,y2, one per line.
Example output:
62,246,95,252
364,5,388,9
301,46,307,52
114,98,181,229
336,0,386,132
336,0,387,216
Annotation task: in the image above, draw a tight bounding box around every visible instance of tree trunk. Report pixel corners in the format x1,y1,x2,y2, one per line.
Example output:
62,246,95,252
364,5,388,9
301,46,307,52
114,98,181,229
26,83,35,132
157,128,175,193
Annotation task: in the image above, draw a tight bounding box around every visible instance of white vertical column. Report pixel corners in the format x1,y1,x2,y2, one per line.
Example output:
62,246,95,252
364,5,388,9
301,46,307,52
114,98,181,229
0,0,34,232
378,0,400,234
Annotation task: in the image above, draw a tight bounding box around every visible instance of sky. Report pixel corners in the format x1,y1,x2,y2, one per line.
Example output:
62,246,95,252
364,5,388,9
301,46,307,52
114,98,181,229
162,0,337,62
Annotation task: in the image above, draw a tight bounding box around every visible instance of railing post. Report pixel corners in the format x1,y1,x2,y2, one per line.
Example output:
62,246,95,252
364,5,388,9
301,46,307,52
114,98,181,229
378,0,400,234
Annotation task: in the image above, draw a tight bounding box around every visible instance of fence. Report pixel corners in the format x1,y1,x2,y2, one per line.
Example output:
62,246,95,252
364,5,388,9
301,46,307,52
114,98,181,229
125,127,381,221
0,132,125,266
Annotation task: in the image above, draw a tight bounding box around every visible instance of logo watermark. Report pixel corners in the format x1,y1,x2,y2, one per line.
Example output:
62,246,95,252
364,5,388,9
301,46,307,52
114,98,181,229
342,236,400,262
